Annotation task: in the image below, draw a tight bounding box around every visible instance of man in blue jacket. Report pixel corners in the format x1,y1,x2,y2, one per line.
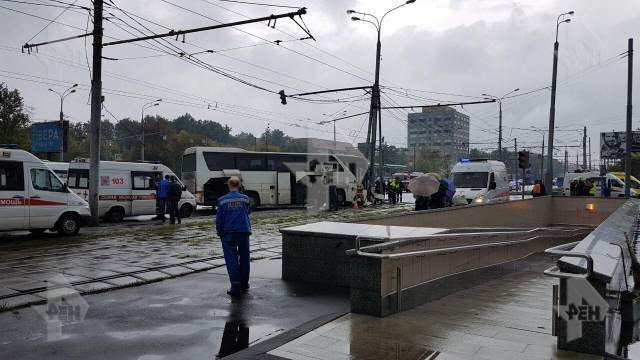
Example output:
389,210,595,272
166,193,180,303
216,177,252,296
157,174,171,223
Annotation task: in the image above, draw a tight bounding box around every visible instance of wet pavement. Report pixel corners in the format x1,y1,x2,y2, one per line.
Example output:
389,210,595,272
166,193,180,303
0,202,414,310
0,258,349,360
266,255,602,360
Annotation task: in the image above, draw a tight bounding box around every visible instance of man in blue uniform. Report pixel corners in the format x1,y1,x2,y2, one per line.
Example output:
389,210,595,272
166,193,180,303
157,174,171,223
216,177,252,296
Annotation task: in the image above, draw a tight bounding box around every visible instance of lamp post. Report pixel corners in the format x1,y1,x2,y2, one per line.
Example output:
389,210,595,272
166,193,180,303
48,84,78,161
347,0,416,183
481,88,519,161
141,99,161,161
320,111,347,151
545,10,574,190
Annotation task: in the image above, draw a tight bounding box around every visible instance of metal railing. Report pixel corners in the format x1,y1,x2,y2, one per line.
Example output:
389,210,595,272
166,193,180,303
352,227,587,259
543,241,594,279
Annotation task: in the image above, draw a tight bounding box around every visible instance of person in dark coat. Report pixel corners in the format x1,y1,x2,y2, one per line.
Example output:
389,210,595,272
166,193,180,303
415,195,430,211
168,176,183,224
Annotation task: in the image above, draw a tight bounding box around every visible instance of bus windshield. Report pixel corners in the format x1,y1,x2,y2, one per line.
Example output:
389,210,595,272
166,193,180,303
453,172,488,189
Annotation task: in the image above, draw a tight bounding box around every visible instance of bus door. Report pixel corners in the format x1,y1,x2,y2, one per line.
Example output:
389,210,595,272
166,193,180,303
131,171,160,215
277,172,291,204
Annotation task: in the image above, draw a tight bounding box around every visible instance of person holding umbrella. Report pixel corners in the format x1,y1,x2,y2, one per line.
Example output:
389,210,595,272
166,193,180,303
408,173,441,211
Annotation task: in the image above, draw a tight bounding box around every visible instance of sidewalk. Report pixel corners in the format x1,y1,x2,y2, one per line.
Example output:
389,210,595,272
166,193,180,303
0,258,349,360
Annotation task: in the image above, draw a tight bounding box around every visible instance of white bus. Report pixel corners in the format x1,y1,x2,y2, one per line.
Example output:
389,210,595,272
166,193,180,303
181,147,368,208
67,159,197,222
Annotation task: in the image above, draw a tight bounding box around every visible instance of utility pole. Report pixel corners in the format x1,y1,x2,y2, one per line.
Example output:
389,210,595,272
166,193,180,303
546,11,574,190
88,0,103,225
481,88,519,161
588,137,592,170
564,145,568,173
582,126,587,169
541,137,545,180
625,38,634,198
514,138,518,188
348,0,416,184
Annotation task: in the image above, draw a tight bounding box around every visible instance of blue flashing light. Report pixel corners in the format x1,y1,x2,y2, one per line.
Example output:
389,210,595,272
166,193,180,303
460,158,470,163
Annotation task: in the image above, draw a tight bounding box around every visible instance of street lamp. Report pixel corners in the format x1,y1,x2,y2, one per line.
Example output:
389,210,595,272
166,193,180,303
545,10,574,191
319,111,348,151
141,99,161,161
481,88,519,161
347,0,416,182
48,84,78,161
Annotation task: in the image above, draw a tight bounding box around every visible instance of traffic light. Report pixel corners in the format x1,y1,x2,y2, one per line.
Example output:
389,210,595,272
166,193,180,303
518,150,530,169
278,90,287,105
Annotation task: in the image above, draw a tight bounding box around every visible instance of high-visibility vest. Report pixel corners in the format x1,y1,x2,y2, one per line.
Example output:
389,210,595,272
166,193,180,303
532,183,541,194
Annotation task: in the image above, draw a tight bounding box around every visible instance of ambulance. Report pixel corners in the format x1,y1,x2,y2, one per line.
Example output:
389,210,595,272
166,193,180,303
67,159,197,223
451,159,510,204
0,149,90,235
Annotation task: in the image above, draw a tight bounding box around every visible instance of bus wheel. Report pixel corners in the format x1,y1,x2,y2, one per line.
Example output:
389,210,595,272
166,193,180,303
56,214,80,236
106,207,125,223
336,190,346,207
180,203,194,218
245,191,260,209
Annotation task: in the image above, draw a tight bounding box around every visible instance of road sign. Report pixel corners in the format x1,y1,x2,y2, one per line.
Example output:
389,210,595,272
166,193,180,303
559,277,609,342
31,121,68,153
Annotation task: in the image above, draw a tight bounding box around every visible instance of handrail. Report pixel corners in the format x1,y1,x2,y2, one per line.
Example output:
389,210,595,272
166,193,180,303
543,241,594,279
351,235,570,260
354,227,586,253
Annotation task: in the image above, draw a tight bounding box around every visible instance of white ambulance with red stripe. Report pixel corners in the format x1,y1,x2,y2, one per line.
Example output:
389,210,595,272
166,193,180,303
67,159,197,222
0,149,90,235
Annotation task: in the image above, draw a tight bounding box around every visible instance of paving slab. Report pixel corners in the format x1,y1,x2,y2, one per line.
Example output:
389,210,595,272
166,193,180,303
104,276,144,287
0,294,44,309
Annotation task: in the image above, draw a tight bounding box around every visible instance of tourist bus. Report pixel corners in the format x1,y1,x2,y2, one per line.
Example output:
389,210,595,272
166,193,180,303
181,147,368,208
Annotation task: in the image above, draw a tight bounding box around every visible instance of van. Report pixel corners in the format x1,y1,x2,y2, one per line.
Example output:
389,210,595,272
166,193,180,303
562,171,640,197
0,149,90,235
67,160,198,222
451,159,510,204
44,161,69,183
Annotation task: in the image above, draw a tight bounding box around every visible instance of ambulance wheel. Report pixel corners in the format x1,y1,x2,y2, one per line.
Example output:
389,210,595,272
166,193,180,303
105,207,125,223
180,203,193,218
56,214,80,236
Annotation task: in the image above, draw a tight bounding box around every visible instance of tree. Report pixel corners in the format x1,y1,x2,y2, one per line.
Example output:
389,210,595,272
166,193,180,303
0,83,30,149
414,150,452,175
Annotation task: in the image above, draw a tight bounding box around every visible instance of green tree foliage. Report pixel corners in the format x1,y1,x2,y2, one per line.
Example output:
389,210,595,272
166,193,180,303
0,83,30,148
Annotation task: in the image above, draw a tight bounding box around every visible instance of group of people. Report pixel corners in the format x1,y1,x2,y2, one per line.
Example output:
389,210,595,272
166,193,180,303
155,175,183,224
372,177,405,205
569,178,605,197
415,175,455,211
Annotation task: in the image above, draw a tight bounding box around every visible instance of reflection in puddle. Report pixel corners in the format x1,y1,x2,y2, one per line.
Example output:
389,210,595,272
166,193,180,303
217,321,249,358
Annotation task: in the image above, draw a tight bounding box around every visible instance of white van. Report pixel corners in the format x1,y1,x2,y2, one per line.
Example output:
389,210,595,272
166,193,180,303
0,149,90,235
451,159,510,204
562,171,640,197
67,159,197,222
44,161,69,183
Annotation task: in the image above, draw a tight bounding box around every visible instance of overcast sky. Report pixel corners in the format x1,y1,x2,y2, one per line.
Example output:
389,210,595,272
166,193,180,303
1,0,638,162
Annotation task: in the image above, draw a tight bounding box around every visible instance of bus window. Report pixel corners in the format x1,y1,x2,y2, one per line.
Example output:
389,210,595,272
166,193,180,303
328,156,344,172
203,152,235,171
182,153,196,172
235,154,266,171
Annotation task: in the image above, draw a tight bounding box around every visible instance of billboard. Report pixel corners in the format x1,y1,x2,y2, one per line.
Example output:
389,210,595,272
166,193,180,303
600,131,640,159
31,121,68,153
